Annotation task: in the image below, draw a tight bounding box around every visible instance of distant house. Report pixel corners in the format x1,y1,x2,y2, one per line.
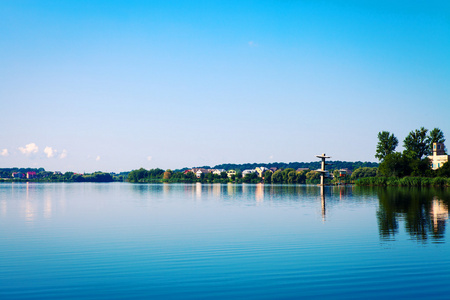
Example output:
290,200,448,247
339,168,352,176
227,170,236,178
195,168,212,178
269,167,278,173
242,169,257,177
255,167,270,178
26,172,37,179
296,168,309,172
12,172,24,179
428,142,449,170
212,169,226,175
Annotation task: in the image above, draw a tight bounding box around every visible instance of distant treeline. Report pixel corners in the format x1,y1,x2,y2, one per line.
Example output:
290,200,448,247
0,168,124,182
176,161,379,173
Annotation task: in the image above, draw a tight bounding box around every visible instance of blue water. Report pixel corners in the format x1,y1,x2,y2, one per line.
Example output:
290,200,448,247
0,183,449,299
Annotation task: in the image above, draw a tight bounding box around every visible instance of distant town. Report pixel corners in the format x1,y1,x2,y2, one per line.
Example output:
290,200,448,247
0,160,378,184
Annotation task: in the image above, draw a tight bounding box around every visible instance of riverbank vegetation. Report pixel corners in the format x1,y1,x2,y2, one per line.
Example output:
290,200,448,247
356,127,450,187
0,168,123,182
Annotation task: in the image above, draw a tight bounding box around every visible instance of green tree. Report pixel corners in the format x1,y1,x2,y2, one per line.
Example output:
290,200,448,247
435,161,450,177
282,168,295,182
263,171,272,183
295,171,306,184
428,127,446,153
351,167,378,179
272,170,283,183
185,171,196,182
378,153,411,177
403,127,430,159
375,131,398,161
305,171,320,183
287,170,297,183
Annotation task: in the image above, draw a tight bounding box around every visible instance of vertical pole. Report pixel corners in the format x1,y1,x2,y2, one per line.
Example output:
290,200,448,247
321,157,325,185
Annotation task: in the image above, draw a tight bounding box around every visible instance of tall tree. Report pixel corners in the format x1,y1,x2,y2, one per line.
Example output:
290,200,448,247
428,128,445,152
403,127,430,159
375,131,398,161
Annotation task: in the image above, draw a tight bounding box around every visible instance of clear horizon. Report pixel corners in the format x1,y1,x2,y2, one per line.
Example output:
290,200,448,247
2,1,449,173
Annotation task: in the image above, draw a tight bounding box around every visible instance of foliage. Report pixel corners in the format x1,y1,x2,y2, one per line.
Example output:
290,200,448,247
403,127,430,159
375,131,398,161
356,176,450,187
378,152,431,178
435,161,450,177
83,172,114,182
163,170,172,180
212,161,378,172
378,153,410,177
428,127,446,153
351,167,378,179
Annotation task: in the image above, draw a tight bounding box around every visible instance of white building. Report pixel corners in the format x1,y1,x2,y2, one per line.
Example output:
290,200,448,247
242,169,257,177
428,143,449,170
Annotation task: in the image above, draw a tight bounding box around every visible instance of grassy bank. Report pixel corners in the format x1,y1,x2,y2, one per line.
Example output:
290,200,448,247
356,176,450,187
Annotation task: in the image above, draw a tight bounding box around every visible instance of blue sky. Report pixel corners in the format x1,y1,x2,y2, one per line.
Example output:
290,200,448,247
1,0,449,172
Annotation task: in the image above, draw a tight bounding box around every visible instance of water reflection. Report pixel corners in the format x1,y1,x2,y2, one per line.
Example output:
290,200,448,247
320,185,326,221
376,187,450,242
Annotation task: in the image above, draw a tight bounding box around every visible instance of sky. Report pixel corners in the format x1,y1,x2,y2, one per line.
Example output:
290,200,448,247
1,0,449,173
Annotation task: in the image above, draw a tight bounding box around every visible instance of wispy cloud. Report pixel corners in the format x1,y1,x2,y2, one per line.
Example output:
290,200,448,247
147,156,152,161
248,41,258,47
269,155,274,159
1,149,9,157
96,156,101,161
18,143,39,155
44,146,57,158
59,149,68,159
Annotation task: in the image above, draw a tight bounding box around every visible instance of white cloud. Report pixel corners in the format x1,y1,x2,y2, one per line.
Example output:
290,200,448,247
269,155,274,159
18,143,39,155
248,41,258,47
1,149,8,157
147,156,152,161
44,146,57,158
59,149,68,159
96,156,101,161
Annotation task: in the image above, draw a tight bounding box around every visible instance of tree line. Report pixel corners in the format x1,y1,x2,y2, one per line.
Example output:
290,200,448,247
0,168,119,182
176,161,378,173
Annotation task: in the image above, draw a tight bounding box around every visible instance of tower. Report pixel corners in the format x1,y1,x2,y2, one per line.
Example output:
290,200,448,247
315,153,331,186
433,142,446,156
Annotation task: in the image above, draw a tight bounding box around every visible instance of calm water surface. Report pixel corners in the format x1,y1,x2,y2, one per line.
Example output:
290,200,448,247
0,183,449,299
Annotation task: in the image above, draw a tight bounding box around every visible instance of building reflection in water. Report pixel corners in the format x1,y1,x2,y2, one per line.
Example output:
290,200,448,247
227,183,235,196
25,182,35,223
431,197,449,235
376,187,450,242
195,182,202,201
213,184,221,199
255,184,264,203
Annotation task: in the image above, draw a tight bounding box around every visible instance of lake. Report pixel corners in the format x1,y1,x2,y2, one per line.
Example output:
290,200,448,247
0,183,449,299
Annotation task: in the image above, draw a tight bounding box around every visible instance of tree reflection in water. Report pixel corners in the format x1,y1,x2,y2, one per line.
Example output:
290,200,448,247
376,187,450,242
